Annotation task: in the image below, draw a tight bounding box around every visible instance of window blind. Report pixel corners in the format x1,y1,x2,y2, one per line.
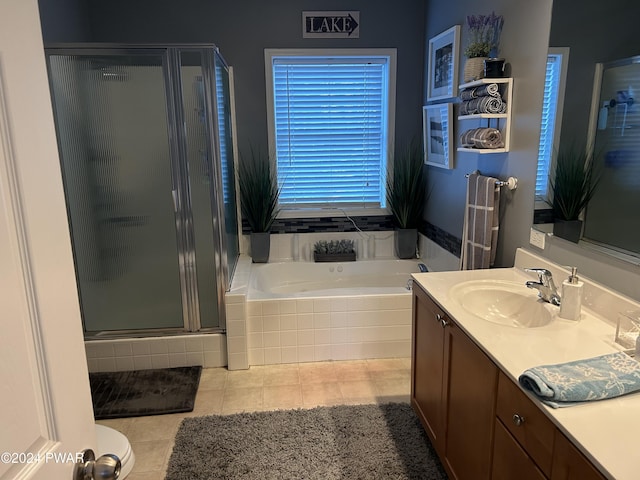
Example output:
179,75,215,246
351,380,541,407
536,54,562,198
271,56,389,208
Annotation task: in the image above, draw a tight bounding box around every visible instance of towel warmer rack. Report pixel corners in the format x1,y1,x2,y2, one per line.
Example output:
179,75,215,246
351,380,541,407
465,174,518,190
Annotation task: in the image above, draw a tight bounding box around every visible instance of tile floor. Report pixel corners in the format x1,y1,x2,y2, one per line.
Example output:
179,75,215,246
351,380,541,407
97,357,412,480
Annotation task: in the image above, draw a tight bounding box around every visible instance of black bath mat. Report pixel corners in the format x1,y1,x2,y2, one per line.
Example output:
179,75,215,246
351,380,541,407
89,366,202,420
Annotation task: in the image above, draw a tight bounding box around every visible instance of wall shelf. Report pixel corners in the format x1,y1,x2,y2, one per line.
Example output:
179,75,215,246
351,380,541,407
457,77,513,153
458,147,507,154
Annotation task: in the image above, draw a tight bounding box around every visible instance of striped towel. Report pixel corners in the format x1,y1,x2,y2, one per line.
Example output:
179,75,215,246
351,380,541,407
459,83,501,101
519,352,640,408
459,96,507,115
460,128,504,149
460,172,500,270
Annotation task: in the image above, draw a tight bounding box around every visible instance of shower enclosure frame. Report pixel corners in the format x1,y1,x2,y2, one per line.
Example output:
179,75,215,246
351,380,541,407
45,44,236,339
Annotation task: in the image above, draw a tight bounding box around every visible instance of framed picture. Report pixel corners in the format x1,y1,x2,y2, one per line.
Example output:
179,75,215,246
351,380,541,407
427,25,460,102
423,104,453,169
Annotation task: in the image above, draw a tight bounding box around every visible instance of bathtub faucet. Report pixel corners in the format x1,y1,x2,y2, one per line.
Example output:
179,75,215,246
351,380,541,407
406,279,413,291
418,263,428,273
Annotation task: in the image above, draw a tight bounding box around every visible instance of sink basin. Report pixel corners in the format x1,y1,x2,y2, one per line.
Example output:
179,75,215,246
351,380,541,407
449,279,554,328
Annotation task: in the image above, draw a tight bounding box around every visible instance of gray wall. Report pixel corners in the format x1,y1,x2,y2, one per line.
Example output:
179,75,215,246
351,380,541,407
423,0,553,267
38,0,640,299
38,0,92,42
39,0,552,269
71,0,426,156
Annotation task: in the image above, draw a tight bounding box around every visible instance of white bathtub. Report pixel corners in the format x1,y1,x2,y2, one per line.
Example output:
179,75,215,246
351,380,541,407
244,259,426,365
248,259,423,298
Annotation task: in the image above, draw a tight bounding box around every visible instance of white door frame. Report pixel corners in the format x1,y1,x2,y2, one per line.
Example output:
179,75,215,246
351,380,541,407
0,1,96,478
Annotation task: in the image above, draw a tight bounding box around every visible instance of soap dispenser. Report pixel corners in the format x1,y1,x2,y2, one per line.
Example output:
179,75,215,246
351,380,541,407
559,267,583,321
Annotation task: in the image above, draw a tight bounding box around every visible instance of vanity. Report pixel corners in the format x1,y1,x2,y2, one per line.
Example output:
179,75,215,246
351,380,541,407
411,248,640,480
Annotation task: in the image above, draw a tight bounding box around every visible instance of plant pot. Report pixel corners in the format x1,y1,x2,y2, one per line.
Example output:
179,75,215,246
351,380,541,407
395,228,417,259
553,219,582,243
463,57,489,83
483,58,505,78
314,252,356,263
250,232,271,263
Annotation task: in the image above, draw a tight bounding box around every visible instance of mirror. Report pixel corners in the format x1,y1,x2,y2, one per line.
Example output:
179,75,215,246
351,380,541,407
534,0,640,260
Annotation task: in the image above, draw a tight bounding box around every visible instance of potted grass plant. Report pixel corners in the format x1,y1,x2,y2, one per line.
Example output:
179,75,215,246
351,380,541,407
386,142,427,259
548,145,601,243
237,148,280,263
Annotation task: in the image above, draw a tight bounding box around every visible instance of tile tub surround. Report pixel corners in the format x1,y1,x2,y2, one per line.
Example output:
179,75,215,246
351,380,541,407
225,236,458,369
228,257,414,367
246,294,412,366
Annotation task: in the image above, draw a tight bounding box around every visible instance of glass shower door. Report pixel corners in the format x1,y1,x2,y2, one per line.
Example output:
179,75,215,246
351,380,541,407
48,52,186,332
214,51,240,281
177,49,224,330
175,48,239,330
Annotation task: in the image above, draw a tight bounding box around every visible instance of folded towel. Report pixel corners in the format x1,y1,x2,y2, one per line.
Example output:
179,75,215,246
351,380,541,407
519,352,640,408
459,83,501,101
459,96,507,115
460,128,504,149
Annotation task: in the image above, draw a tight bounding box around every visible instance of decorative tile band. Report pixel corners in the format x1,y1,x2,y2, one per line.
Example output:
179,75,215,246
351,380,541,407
241,216,461,258
423,221,461,258
242,216,395,235
533,208,554,225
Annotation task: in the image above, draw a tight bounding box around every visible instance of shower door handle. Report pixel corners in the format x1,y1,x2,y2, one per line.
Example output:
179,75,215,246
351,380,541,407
171,189,179,212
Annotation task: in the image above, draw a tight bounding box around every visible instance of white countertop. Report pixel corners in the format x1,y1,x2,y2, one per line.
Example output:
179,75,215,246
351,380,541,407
412,250,640,480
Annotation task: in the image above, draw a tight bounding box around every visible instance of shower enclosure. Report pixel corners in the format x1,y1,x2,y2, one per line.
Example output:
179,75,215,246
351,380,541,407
46,45,239,337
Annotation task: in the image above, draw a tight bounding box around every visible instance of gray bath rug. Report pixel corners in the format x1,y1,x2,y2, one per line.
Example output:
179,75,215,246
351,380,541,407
89,366,201,420
165,402,447,480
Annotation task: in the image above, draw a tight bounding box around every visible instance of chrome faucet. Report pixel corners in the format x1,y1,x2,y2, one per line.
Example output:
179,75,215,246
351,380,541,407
525,268,562,306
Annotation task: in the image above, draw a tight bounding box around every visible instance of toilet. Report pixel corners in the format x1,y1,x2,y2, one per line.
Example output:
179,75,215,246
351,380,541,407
95,424,135,479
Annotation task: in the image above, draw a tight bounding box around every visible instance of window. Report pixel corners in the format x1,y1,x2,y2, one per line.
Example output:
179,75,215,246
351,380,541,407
536,48,569,200
265,49,396,213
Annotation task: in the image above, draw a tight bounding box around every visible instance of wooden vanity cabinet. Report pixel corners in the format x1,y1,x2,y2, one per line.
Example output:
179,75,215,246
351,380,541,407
411,282,498,480
492,419,547,480
412,283,607,480
411,281,447,454
496,371,555,476
551,430,605,480
493,371,555,479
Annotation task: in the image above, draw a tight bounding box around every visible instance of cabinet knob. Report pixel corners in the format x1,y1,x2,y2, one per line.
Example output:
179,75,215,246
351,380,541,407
512,414,525,426
435,313,449,328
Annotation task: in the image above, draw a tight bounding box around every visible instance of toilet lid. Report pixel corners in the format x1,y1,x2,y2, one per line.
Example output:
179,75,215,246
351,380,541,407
95,424,135,478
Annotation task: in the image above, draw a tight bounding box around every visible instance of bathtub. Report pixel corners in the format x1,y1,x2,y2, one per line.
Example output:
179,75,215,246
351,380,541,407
244,259,425,365
249,259,423,298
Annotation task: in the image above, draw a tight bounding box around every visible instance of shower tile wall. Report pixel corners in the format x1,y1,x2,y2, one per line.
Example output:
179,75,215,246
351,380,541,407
84,334,226,372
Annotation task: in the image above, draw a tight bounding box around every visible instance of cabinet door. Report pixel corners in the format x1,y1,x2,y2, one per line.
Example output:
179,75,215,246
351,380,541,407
444,321,499,480
411,283,447,454
496,372,555,476
551,430,605,480
492,420,547,480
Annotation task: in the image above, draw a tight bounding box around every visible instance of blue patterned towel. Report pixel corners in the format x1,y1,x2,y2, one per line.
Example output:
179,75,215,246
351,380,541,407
519,352,640,408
